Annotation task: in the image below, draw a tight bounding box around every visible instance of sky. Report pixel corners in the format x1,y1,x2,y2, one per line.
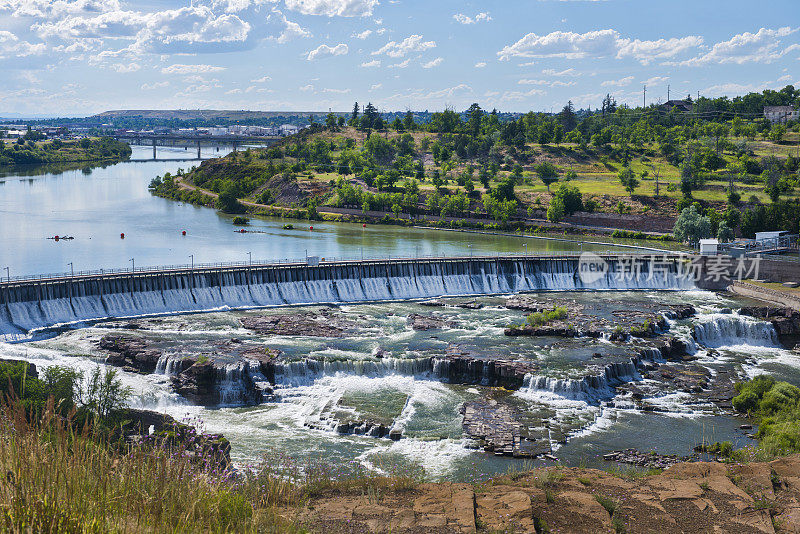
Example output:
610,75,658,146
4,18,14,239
0,0,798,116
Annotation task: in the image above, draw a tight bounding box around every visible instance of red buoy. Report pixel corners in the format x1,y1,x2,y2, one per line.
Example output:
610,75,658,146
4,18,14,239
309,226,313,231
120,233,125,239
363,223,366,228
54,235,59,241
182,230,186,236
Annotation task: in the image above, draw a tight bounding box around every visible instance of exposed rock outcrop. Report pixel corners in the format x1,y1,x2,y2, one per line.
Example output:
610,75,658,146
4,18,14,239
739,306,800,337
461,399,550,458
406,313,456,331
240,310,352,337
292,456,800,533
98,334,162,374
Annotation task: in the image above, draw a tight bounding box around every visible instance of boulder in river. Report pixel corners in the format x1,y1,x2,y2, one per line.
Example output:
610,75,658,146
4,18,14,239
98,335,162,374
240,310,351,337
407,313,456,331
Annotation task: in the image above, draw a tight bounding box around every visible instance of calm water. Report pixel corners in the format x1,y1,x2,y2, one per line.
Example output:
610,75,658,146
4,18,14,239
1,146,624,278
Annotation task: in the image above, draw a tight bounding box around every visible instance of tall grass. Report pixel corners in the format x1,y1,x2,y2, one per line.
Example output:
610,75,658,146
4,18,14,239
0,397,290,533
0,394,424,533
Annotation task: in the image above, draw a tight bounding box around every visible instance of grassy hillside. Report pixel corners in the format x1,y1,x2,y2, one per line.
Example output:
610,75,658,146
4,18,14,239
150,114,800,239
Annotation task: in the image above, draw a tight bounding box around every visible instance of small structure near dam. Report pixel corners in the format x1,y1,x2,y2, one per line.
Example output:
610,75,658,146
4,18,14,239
0,253,706,341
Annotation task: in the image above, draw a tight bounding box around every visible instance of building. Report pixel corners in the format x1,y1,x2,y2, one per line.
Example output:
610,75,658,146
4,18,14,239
699,239,719,256
279,124,301,136
764,106,799,124
661,100,693,113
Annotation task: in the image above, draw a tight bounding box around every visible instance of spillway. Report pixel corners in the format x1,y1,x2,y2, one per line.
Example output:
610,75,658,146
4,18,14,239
0,255,692,341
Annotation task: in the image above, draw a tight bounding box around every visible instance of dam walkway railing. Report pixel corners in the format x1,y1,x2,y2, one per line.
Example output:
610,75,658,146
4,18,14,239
1,251,682,287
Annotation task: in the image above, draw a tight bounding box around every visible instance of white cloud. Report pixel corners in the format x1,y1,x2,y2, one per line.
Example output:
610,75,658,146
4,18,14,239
680,27,799,66
305,42,348,60
425,84,472,99
299,84,314,91
352,29,372,39
422,57,443,68
499,29,619,60
641,76,669,86
360,59,381,67
601,76,633,87
541,67,579,77
519,78,576,87
141,81,169,90
616,36,704,65
251,75,272,82
498,29,702,64
453,12,491,25
283,0,378,17
161,64,226,74
322,87,350,93
499,88,546,102
474,61,487,68
109,62,140,72
372,34,436,57
387,58,410,68
370,83,382,90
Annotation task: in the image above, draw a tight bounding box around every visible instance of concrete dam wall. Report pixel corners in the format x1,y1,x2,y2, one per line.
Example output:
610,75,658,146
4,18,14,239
0,255,691,341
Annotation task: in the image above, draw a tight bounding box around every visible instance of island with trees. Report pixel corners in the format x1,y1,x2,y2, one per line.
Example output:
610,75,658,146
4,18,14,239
0,135,131,166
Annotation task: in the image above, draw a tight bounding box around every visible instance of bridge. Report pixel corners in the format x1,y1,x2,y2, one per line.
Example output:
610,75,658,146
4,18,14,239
113,132,281,159
0,253,696,341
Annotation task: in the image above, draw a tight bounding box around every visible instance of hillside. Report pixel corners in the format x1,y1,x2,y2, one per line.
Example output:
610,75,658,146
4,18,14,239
149,112,800,239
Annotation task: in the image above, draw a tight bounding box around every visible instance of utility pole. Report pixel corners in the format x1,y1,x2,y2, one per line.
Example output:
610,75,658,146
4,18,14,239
667,84,670,102
643,85,646,109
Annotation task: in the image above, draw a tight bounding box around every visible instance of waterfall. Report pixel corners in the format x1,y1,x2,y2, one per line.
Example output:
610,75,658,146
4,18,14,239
274,357,435,385
517,347,661,402
1,256,692,340
692,314,780,348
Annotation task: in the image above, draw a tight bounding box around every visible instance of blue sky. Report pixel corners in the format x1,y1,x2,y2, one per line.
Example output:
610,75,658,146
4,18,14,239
0,0,798,116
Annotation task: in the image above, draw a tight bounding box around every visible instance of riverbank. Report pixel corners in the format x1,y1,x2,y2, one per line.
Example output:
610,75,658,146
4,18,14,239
0,137,131,166
152,172,679,248
731,281,800,311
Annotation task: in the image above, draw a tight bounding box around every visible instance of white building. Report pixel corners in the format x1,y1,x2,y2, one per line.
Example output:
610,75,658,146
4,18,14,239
699,239,719,256
279,124,301,136
764,106,799,124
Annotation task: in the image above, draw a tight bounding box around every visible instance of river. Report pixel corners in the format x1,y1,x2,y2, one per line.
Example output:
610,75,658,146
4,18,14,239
1,145,796,482
2,146,636,279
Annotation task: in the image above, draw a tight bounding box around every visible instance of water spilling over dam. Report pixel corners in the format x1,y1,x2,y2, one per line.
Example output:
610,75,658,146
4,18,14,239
0,254,693,341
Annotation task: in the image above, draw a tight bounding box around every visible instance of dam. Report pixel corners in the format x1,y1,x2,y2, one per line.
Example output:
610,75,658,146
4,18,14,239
0,253,693,341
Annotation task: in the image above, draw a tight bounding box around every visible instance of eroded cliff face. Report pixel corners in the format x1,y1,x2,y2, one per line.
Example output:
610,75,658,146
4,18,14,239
289,456,800,533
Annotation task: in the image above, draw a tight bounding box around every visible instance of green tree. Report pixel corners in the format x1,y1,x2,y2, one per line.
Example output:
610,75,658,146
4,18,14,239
552,183,583,214
618,167,639,195
403,111,415,131
717,222,735,242
466,103,483,137
547,197,566,222
673,205,712,246
217,182,244,213
535,162,559,192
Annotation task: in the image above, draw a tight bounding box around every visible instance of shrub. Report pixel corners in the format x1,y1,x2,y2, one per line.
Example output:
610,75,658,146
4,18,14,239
232,216,249,225
761,382,800,415
526,306,568,327
732,390,759,413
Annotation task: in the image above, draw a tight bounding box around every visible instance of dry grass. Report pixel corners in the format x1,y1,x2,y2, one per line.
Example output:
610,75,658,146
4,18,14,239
0,397,422,533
